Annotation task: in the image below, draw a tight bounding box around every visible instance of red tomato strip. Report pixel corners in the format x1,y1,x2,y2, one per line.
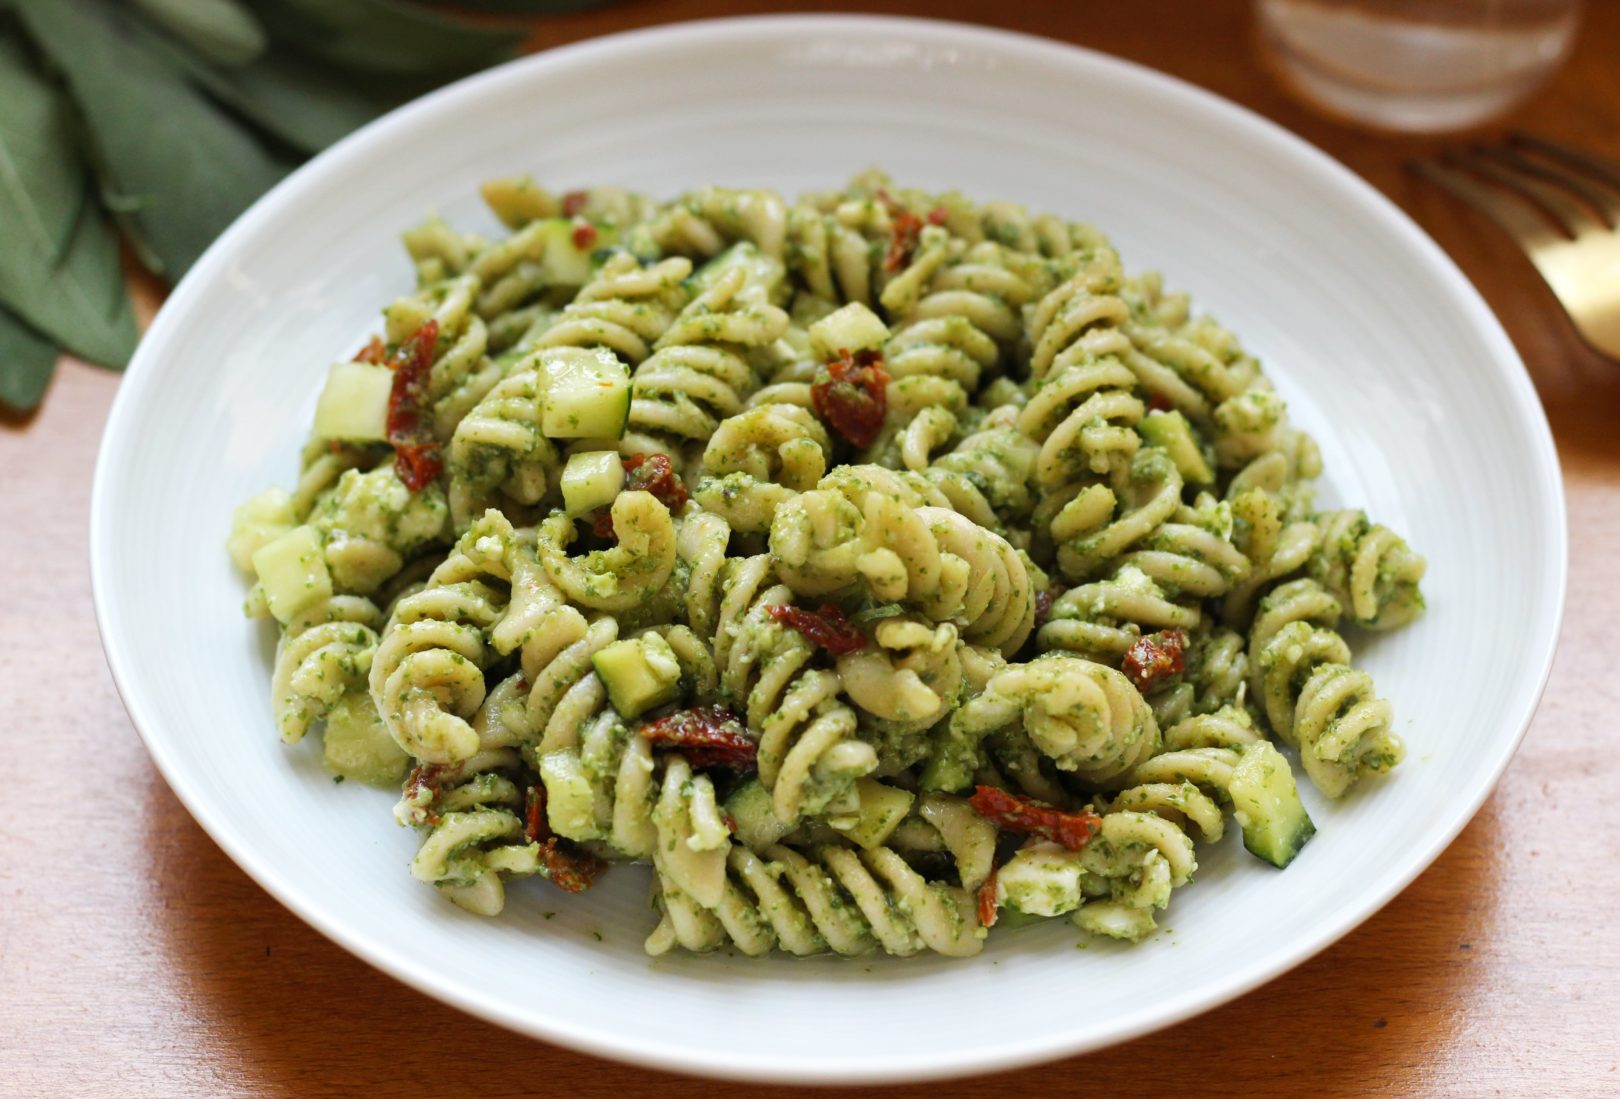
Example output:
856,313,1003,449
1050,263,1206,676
767,602,867,655
385,319,442,492
977,868,1000,929
810,348,889,448
590,453,689,540
1034,582,1068,630
524,784,605,893
1122,628,1188,694
878,189,924,273
969,786,1102,851
639,705,758,771
353,335,388,364
561,190,589,217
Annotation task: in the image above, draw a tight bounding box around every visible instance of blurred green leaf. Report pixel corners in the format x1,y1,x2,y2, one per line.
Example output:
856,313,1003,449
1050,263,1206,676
0,33,135,368
133,0,268,67
0,304,59,413
240,0,524,78
13,0,294,279
154,41,440,156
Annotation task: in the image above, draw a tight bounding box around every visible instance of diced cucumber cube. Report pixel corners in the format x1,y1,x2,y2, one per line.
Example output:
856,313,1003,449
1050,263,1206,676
1138,409,1215,486
313,360,395,442
226,487,296,572
724,779,794,851
591,634,682,720
541,346,631,439
1230,741,1316,868
251,524,331,625
561,451,625,516
535,218,616,287
809,302,890,360
827,778,915,850
539,750,601,842
322,692,409,787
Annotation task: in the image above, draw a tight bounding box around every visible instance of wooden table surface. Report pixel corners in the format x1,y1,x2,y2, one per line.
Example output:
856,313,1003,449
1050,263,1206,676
5,2,1618,1095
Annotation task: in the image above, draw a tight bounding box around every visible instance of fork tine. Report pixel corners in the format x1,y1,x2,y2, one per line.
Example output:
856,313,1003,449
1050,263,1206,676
1480,144,1620,229
1451,148,1603,238
1408,157,1563,251
1509,133,1620,196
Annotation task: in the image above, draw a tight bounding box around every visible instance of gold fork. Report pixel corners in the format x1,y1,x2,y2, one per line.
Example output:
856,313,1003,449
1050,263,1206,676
1411,134,1620,361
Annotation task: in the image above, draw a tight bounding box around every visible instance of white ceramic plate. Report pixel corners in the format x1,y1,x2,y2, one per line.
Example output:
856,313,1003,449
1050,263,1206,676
91,15,1566,1084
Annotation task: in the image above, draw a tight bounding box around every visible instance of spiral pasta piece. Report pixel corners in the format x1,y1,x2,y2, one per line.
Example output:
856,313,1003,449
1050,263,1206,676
310,463,450,594
714,555,875,823
647,840,984,958
272,595,382,743
693,403,831,533
993,809,1196,940
950,654,1158,784
533,253,692,366
1039,563,1201,662
624,266,789,453
446,351,562,530
1311,509,1427,630
369,511,516,765
535,490,677,614
1043,446,1184,582
1249,578,1403,797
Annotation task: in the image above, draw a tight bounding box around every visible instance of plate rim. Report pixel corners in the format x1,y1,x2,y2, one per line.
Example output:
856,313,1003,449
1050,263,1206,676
89,13,1569,1083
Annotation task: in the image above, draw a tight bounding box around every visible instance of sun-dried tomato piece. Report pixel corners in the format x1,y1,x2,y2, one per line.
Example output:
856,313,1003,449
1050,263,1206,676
1122,628,1188,694
624,452,689,511
639,705,758,771
969,786,1102,851
401,762,455,825
926,206,948,227
767,602,867,655
591,453,690,541
878,189,925,273
525,784,605,893
1034,582,1068,630
1146,392,1175,413
353,335,388,364
561,190,589,217
810,348,889,448
571,221,597,250
977,868,1001,928
385,319,442,492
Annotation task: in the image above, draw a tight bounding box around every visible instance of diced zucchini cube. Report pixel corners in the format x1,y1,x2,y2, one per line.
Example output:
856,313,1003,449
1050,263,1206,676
809,302,890,360
251,524,331,625
539,751,602,842
226,487,296,572
724,780,794,850
591,633,682,720
541,346,631,439
827,778,915,850
313,360,395,442
1230,741,1316,868
535,218,616,287
561,451,626,516
322,692,409,787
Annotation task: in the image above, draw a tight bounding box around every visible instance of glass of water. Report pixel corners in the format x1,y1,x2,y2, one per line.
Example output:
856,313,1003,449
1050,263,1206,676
1255,0,1583,133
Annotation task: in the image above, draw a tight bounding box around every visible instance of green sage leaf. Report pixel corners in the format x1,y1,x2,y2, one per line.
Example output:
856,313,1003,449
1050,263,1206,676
13,0,295,279
240,0,523,79
0,33,136,368
133,0,268,68
0,304,59,413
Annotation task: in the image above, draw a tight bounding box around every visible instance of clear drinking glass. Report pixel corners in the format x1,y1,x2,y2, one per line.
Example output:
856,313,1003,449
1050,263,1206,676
1255,0,1583,133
